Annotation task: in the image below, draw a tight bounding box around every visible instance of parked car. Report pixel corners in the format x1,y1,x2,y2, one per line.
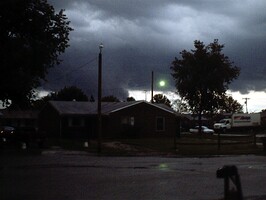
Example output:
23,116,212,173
189,126,214,134
0,126,15,142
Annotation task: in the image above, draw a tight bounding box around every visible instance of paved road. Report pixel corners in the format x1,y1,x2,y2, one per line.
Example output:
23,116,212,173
1,150,266,200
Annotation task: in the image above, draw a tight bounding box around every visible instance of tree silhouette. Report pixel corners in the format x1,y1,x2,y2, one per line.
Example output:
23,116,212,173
171,39,240,132
54,86,88,101
32,86,88,109
0,0,73,109
153,94,171,107
126,97,136,102
217,95,243,113
102,95,120,102
172,98,189,113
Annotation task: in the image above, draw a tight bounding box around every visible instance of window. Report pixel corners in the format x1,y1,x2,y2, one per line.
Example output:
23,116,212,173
68,117,85,127
121,116,135,126
156,117,165,131
130,117,135,126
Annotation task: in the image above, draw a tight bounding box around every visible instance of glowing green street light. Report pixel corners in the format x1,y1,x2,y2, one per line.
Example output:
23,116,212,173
151,71,168,103
159,80,166,87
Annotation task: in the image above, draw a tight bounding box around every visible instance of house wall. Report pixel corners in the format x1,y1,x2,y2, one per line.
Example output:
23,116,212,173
105,103,179,138
39,102,179,139
39,104,61,137
39,103,98,139
60,116,97,139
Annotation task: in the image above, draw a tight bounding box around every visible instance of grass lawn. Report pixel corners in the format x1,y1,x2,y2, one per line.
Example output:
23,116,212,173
44,133,266,156
117,134,263,156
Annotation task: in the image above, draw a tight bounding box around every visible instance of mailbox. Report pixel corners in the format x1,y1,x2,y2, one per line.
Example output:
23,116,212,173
217,165,238,178
216,165,243,200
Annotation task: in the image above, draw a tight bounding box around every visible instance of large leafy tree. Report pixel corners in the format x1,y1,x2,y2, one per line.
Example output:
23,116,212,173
171,39,240,131
0,0,73,109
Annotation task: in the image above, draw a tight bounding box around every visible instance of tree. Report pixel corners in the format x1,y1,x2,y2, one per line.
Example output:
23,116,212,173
53,86,88,101
217,95,243,113
126,97,136,102
172,98,189,113
89,95,95,102
32,86,88,109
0,0,73,109
170,39,240,132
153,94,171,107
102,95,120,102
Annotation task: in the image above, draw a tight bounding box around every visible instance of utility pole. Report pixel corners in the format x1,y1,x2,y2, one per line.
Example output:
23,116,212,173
151,71,154,103
98,43,103,153
242,97,250,113
144,90,147,101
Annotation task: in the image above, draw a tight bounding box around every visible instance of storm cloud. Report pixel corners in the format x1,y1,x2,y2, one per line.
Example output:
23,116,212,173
44,0,266,100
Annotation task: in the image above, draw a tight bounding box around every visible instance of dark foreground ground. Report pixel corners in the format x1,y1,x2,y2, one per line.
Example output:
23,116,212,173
1,149,266,200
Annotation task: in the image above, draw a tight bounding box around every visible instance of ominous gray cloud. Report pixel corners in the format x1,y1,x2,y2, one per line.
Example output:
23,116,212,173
43,0,266,100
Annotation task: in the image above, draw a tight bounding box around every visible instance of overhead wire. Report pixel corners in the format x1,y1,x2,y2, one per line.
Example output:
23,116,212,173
40,57,98,92
48,57,98,83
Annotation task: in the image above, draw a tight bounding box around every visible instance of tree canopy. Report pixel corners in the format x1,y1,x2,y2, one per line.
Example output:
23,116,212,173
32,86,88,109
126,97,136,102
53,86,88,101
0,0,73,109
153,94,171,107
217,95,243,113
171,40,240,132
171,98,189,113
102,95,120,102
171,39,240,115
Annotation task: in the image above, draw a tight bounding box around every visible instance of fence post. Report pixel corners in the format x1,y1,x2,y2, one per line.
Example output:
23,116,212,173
253,131,256,147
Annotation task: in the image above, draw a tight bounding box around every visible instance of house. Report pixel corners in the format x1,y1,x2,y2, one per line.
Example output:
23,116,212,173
39,100,179,139
260,111,266,128
0,109,39,129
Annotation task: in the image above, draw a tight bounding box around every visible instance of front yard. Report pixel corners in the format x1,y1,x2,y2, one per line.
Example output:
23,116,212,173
42,132,266,156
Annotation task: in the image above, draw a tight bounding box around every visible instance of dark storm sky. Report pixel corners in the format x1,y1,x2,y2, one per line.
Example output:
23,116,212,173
44,0,266,100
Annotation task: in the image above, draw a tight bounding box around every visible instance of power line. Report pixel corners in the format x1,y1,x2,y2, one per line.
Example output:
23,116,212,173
40,57,97,92
52,57,97,82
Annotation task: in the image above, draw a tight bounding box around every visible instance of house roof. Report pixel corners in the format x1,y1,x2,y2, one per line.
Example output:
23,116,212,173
48,100,176,116
0,110,39,119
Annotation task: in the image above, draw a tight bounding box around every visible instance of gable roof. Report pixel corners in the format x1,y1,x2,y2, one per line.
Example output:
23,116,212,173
1,110,39,119
48,100,176,116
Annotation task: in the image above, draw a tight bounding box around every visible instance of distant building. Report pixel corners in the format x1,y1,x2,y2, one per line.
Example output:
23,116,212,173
179,114,210,131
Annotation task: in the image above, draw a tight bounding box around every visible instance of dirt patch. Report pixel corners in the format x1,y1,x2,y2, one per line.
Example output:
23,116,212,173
102,141,162,155
103,141,140,151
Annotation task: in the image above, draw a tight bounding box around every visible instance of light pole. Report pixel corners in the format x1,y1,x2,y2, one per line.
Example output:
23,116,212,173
151,71,154,103
98,43,103,153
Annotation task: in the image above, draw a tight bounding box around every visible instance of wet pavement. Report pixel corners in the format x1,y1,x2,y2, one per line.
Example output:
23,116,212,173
1,150,266,200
